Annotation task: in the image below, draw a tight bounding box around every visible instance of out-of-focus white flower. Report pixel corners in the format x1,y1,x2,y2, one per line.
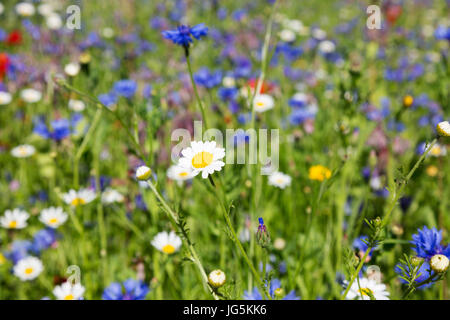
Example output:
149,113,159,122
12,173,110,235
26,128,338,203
222,76,236,88
64,63,80,77
39,207,68,228
311,28,327,40
62,189,96,207
20,88,42,103
268,171,292,189
318,40,336,54
37,3,55,16
101,188,124,204
46,14,62,30
0,3,4,15
15,2,35,17
279,29,296,42
53,282,85,300
0,91,12,105
101,27,115,39
11,144,36,158
253,94,274,113
68,99,85,112
151,231,182,254
13,257,43,281
0,208,30,229
167,165,194,182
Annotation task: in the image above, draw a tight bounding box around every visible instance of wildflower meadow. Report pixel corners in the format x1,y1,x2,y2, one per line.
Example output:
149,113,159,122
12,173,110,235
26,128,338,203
0,0,449,302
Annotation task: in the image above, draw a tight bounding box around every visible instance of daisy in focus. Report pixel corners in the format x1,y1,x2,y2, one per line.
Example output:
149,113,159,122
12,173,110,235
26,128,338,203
344,277,390,300
167,165,194,182
11,144,36,158
13,256,44,281
308,165,332,181
62,188,96,207
178,141,225,179
268,171,292,189
39,207,68,228
0,208,29,229
53,281,85,300
253,94,274,113
151,231,182,255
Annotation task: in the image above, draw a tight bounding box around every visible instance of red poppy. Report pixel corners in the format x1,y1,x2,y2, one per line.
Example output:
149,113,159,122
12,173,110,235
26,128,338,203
0,53,10,80
7,30,22,45
386,5,402,25
246,78,274,94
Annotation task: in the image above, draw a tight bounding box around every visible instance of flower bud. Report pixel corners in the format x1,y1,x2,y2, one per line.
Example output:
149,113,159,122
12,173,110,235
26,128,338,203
436,121,450,137
256,218,270,248
410,256,424,267
136,166,152,181
208,269,226,288
430,254,449,273
274,287,284,298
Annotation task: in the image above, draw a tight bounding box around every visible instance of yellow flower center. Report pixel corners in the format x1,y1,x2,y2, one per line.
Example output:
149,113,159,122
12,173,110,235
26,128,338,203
8,220,17,228
24,268,34,275
162,244,176,254
19,148,28,156
179,172,188,177
403,95,413,107
358,287,373,297
49,218,58,224
71,198,86,206
256,101,264,107
192,151,213,169
431,146,441,156
426,165,438,177
64,294,74,300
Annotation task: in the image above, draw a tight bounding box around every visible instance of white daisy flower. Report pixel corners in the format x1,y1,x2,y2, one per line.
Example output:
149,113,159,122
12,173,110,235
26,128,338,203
253,94,274,113
11,144,36,158
344,277,390,300
437,121,450,137
208,270,226,288
268,171,292,189
64,63,81,77
62,188,96,207
39,207,68,228
136,165,152,181
37,3,55,16
0,208,30,229
53,281,85,300
101,188,124,204
20,88,42,103
311,28,327,40
46,14,62,30
0,3,4,15
429,143,447,157
318,40,336,54
279,29,296,42
222,76,236,88
167,165,194,182
15,2,35,17
178,141,225,179
284,19,303,32
68,99,85,112
151,231,182,254
101,27,115,39
13,256,44,281
0,91,12,105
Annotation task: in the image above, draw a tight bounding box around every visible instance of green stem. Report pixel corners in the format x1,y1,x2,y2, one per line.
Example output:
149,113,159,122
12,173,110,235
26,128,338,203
186,56,209,131
341,248,371,300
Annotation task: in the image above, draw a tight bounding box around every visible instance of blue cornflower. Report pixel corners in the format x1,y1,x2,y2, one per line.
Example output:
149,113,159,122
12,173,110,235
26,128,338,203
434,25,450,41
31,228,57,254
411,226,450,260
217,87,238,101
395,261,433,289
102,279,149,300
162,24,208,48
98,92,117,107
33,117,80,141
194,67,222,89
243,279,300,300
4,240,33,264
113,79,137,99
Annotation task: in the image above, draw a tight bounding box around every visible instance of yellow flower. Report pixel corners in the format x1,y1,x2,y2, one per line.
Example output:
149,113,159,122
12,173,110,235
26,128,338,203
403,95,414,108
426,165,438,177
308,165,331,181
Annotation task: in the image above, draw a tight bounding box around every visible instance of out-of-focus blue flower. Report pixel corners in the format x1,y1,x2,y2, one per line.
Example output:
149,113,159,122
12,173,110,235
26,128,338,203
218,87,238,101
233,56,252,78
244,279,300,300
4,240,33,264
135,194,148,211
98,92,117,107
411,226,450,260
395,261,433,289
434,25,450,41
194,67,222,89
102,279,149,300
113,80,137,99
31,228,57,254
353,236,375,258
162,24,208,47
33,116,81,141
